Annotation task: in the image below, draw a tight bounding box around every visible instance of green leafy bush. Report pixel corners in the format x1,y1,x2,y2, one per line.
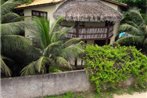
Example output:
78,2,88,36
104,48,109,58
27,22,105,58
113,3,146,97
84,45,147,94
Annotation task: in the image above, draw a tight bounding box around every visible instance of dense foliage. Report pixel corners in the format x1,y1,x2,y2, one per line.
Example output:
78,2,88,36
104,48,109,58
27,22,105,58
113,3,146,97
84,45,147,94
117,0,145,5
0,0,40,77
1,0,83,77
117,9,147,53
116,0,146,12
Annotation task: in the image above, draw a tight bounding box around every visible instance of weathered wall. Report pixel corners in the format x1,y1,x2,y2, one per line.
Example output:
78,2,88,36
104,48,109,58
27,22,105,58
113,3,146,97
1,70,90,98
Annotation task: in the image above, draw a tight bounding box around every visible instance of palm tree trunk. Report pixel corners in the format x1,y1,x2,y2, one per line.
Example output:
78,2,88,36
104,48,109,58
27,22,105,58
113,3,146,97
75,58,78,68
142,36,146,48
46,64,49,73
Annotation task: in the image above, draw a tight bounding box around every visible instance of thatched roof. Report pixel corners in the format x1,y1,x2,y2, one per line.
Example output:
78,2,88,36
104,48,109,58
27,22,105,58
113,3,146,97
54,0,122,22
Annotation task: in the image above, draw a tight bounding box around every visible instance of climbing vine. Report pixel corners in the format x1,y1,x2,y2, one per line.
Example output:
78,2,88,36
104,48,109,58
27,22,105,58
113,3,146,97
84,45,147,94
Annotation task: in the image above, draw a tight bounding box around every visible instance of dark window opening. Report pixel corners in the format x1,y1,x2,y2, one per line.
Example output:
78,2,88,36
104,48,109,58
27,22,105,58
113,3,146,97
14,9,24,16
32,10,48,19
94,39,110,46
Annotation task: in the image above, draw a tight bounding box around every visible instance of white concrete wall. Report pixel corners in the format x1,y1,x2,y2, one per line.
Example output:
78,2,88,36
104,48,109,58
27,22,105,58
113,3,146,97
1,70,90,98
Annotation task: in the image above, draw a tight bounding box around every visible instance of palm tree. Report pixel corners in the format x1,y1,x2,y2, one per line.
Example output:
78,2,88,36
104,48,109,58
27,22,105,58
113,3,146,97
1,0,41,76
116,9,147,51
21,17,84,75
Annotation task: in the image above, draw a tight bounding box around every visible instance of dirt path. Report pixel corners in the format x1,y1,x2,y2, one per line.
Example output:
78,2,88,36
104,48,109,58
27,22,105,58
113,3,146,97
114,92,147,98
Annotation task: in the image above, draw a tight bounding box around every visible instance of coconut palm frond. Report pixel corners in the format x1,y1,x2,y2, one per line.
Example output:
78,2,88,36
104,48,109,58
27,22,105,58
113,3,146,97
21,17,84,75
2,35,32,52
1,0,20,15
1,0,6,4
1,12,22,23
62,42,84,59
1,0,33,36
21,56,50,75
126,21,139,28
0,57,11,76
33,17,65,49
35,56,50,73
43,41,61,56
1,35,41,63
50,17,63,33
34,17,50,48
1,21,25,35
140,25,147,35
127,9,144,24
63,38,81,47
118,9,147,50
117,36,144,46
145,25,147,35
120,24,142,36
56,57,71,69
143,38,147,49
1,55,14,62
21,61,37,75
54,28,69,41
50,32,58,43
58,28,69,36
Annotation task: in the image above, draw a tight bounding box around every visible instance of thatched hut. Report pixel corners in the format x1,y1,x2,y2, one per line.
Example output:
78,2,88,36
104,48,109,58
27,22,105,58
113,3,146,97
54,0,124,45
16,0,126,66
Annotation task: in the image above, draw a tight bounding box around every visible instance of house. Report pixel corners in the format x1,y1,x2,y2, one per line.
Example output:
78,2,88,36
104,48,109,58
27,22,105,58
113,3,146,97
16,0,127,45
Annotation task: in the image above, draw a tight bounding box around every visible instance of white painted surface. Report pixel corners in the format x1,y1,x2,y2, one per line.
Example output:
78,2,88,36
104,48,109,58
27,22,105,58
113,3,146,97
114,92,147,98
1,70,90,98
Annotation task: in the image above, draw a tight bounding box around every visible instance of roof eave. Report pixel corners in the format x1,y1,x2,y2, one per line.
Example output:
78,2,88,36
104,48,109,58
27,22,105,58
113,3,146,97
16,1,62,9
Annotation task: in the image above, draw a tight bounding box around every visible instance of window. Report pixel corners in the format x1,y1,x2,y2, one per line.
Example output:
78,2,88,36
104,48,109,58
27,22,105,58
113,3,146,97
94,40,110,46
32,10,48,19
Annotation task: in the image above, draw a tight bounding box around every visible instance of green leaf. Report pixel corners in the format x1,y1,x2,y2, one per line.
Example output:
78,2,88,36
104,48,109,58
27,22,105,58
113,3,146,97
56,57,71,69
0,57,11,76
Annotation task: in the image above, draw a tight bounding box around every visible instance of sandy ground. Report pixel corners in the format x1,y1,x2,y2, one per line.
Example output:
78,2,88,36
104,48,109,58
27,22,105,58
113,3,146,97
114,92,147,98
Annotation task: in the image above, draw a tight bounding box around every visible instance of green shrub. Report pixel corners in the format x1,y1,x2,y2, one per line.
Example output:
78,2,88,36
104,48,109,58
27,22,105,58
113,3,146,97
84,45,147,94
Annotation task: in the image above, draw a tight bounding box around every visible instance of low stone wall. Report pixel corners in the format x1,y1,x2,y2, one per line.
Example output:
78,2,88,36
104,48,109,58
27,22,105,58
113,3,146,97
1,70,90,98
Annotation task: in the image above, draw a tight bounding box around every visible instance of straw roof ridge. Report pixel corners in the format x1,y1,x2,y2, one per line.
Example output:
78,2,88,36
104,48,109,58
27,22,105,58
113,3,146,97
54,0,122,22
